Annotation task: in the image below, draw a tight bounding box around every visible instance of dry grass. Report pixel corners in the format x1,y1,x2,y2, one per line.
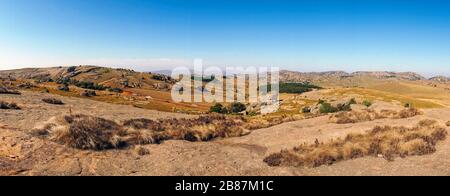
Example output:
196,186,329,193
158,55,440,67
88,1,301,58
31,114,250,150
264,120,447,168
329,108,422,124
0,87,21,95
0,101,20,110
42,98,64,105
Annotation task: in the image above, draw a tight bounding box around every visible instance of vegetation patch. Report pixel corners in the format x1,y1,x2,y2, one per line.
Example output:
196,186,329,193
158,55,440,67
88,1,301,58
329,108,422,124
264,120,447,168
32,114,250,150
210,102,246,114
0,101,21,110
134,145,150,156
42,98,64,105
0,87,21,95
362,100,372,107
317,99,355,114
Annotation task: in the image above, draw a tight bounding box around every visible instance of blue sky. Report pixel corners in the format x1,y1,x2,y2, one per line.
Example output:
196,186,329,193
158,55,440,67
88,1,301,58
1,0,450,76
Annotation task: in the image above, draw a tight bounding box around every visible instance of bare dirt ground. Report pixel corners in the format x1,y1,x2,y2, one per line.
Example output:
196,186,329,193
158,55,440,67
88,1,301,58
1,91,450,176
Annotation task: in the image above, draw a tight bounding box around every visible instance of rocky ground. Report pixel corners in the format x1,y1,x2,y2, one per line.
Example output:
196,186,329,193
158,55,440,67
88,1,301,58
1,91,450,176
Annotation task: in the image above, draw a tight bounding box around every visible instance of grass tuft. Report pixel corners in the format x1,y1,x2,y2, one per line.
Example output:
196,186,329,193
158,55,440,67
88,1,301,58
264,120,447,168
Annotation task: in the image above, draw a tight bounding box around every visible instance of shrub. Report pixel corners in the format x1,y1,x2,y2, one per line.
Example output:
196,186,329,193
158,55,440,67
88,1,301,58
210,103,225,114
0,101,20,110
42,98,64,105
229,102,247,114
336,102,352,111
134,146,150,156
0,87,21,95
32,115,126,150
271,82,322,94
33,114,249,150
446,121,450,127
57,84,70,92
67,66,77,73
108,87,123,93
404,102,412,108
362,100,372,107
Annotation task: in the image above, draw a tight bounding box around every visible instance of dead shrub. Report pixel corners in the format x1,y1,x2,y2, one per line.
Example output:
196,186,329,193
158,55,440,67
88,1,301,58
42,98,64,105
0,101,20,110
265,120,447,168
0,87,21,95
398,108,422,119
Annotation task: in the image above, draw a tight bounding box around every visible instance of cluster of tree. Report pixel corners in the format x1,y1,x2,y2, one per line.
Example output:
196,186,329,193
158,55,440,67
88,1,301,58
210,102,247,114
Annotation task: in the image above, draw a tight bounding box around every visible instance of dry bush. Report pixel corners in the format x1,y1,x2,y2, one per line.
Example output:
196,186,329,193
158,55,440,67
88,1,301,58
0,101,20,110
330,108,422,124
0,87,21,95
264,119,447,168
134,145,150,156
31,114,250,150
446,121,450,127
42,98,64,105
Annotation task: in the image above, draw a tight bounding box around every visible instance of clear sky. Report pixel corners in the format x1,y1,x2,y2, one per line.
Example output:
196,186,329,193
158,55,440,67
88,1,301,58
1,0,450,76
